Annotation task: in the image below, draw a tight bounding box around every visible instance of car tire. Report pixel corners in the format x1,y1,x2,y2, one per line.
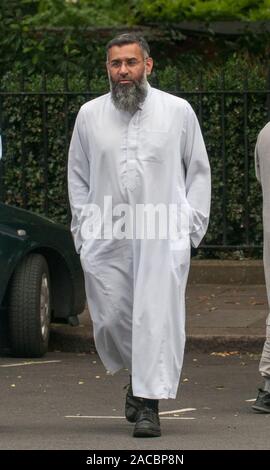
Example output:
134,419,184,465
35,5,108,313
9,254,51,357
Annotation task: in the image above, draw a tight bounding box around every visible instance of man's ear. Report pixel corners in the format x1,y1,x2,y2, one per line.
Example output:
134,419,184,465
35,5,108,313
145,57,153,76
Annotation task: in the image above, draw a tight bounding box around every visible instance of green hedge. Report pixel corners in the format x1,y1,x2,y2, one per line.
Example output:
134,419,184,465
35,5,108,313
2,1,270,82
1,56,268,257
133,0,270,22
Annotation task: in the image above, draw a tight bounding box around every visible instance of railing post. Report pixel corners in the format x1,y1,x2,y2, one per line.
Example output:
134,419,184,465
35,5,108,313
198,70,203,127
20,71,27,209
0,71,4,203
64,64,71,222
266,66,270,122
220,69,227,246
243,75,250,246
42,72,49,217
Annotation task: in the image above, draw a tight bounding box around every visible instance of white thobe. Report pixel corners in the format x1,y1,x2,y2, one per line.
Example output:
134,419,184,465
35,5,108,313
68,83,211,399
254,122,270,378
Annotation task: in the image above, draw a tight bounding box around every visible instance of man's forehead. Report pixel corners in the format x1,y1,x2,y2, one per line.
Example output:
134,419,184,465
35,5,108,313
108,43,143,59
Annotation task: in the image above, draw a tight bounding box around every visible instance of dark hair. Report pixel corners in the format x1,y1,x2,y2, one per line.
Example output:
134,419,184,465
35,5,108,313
106,33,150,59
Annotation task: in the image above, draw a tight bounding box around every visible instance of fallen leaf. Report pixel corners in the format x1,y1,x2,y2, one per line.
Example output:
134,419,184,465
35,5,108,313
211,351,239,357
198,296,209,301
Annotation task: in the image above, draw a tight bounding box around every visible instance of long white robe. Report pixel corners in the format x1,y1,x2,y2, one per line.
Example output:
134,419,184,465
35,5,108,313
68,83,211,399
254,123,270,378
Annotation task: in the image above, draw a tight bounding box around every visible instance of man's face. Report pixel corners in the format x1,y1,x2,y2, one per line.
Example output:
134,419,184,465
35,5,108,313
106,43,153,85
106,43,153,114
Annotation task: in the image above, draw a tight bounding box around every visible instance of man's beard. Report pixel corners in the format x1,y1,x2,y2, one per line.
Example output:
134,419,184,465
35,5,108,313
109,73,148,114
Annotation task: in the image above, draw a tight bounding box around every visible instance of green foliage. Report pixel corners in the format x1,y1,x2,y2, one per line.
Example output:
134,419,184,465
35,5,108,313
133,0,270,22
1,0,269,78
0,0,131,75
25,0,132,27
0,55,267,258
2,0,269,30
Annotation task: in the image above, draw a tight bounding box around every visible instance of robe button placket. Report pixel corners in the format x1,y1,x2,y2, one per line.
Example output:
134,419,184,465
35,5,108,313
125,114,140,191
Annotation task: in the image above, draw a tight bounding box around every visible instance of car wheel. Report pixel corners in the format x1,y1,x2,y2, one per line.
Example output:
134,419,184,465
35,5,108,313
9,254,51,357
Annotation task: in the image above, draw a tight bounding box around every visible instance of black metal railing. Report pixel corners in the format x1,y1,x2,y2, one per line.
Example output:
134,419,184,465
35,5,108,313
0,71,269,254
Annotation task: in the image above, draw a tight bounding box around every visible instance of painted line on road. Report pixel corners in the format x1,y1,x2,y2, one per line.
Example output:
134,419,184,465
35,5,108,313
160,417,195,420
0,360,62,368
65,415,195,420
159,408,197,415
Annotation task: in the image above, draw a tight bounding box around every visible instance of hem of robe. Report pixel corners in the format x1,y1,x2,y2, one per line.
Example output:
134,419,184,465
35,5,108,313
95,348,129,375
134,393,176,400
132,390,178,400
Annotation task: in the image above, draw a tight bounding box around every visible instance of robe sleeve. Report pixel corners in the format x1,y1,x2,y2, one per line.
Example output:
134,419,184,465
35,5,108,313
254,123,270,189
68,107,90,254
254,140,261,184
182,103,211,248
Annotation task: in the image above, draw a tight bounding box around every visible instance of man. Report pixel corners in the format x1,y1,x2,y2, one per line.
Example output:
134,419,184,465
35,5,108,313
252,122,270,413
68,33,211,437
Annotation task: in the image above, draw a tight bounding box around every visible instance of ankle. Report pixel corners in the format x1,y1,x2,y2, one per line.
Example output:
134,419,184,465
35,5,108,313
143,399,159,412
263,378,270,393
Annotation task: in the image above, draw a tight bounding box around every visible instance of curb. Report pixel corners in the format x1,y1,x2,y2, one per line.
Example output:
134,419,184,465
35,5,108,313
189,260,264,285
186,335,265,353
48,331,265,354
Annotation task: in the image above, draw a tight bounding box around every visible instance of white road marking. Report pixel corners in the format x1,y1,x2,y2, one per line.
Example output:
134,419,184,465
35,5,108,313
159,408,196,415
160,417,195,420
0,360,62,368
66,416,126,419
65,415,195,420
245,398,256,402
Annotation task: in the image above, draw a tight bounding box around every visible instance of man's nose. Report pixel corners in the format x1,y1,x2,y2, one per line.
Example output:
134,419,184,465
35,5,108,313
119,62,129,75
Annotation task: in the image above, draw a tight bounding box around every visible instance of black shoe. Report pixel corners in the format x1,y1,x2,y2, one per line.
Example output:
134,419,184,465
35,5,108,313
252,388,270,413
133,406,161,438
125,383,144,423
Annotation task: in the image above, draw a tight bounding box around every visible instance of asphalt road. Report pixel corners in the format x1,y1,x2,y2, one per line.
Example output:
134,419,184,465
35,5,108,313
0,351,269,450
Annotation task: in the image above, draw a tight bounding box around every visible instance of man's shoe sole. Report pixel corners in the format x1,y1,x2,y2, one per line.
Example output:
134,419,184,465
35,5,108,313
252,404,270,413
133,427,161,438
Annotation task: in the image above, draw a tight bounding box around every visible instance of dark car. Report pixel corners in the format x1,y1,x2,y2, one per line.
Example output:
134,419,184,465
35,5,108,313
0,202,85,357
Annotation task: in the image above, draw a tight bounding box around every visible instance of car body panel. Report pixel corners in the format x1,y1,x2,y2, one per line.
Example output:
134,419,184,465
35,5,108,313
0,202,85,320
